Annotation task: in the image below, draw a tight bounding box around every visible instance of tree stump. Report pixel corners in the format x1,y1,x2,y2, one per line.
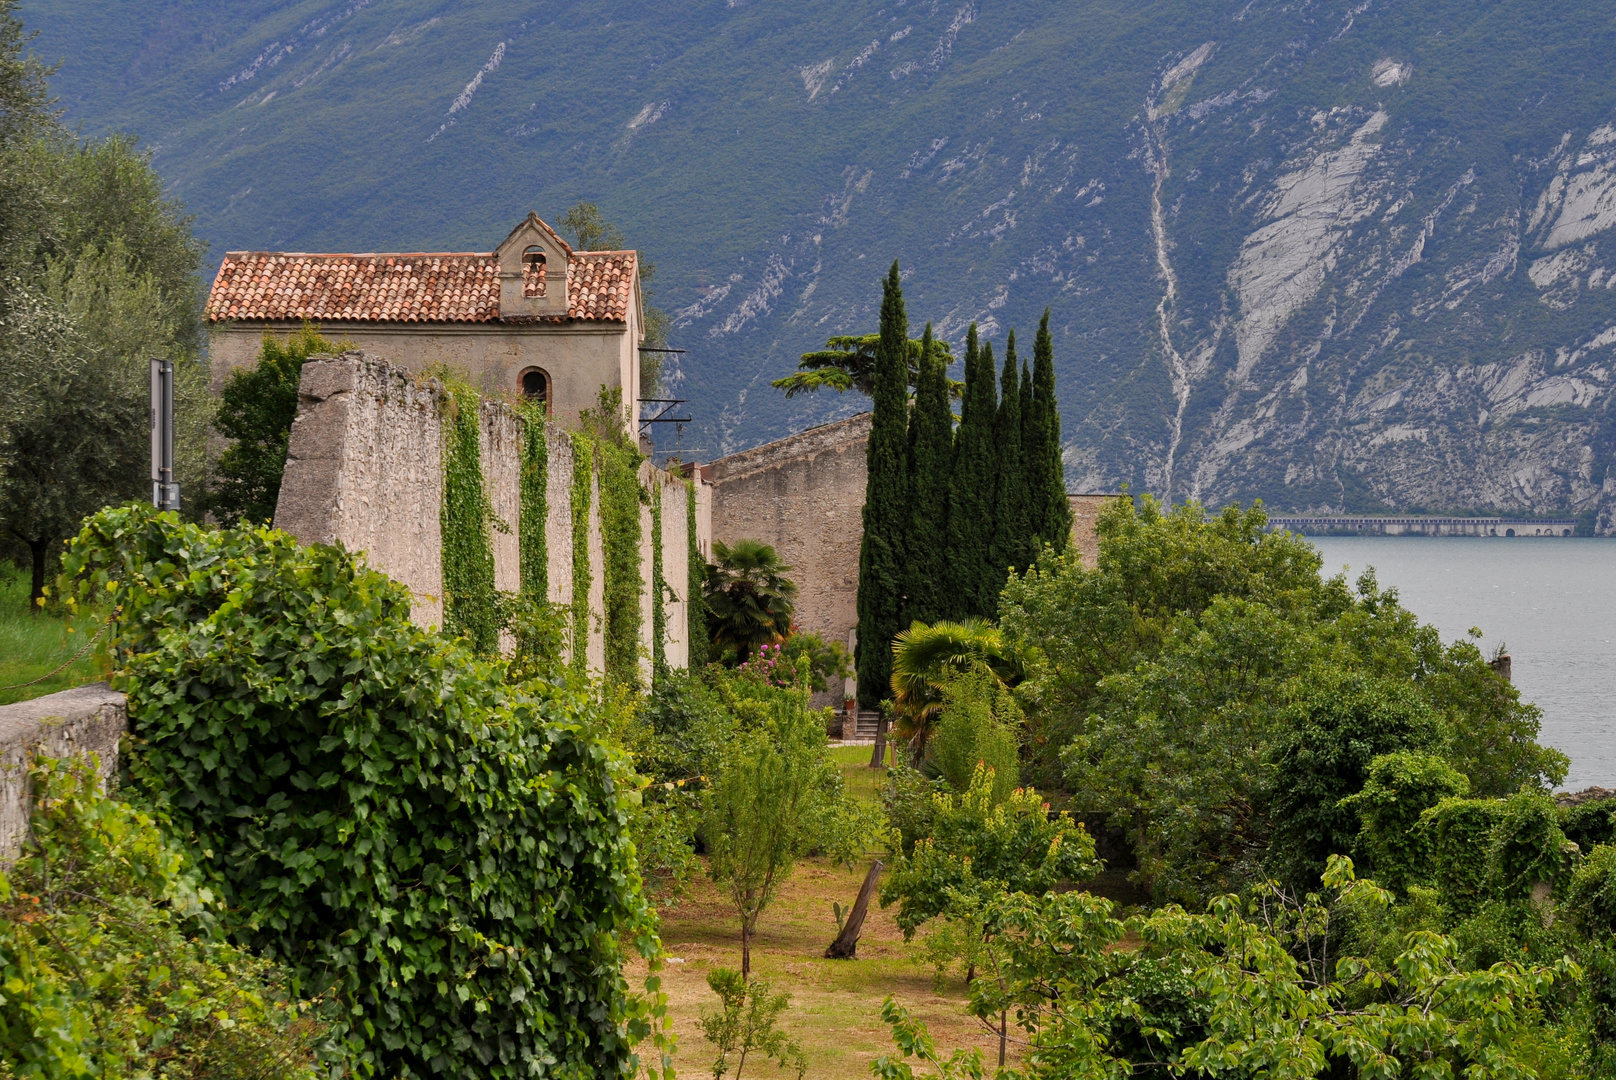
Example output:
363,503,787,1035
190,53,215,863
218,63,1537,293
825,859,883,959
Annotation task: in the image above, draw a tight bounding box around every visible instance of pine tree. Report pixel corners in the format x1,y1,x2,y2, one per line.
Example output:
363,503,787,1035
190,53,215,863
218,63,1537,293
946,324,998,619
856,261,910,713
1029,308,1072,552
904,324,952,626
989,332,1031,588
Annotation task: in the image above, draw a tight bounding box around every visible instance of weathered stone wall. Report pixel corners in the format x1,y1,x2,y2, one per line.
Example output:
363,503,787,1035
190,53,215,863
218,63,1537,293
275,353,705,675
707,414,872,708
707,413,871,646
706,416,1121,707
277,355,447,628
0,683,126,865
210,320,640,433
1068,493,1124,567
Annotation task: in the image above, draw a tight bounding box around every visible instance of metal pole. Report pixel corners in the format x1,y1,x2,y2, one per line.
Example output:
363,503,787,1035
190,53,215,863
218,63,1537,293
150,357,179,511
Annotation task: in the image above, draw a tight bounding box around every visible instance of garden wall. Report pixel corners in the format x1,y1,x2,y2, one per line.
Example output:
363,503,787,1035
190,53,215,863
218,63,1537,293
0,682,126,865
275,353,707,675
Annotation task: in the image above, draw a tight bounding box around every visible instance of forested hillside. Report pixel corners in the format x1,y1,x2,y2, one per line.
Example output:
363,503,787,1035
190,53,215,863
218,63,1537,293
23,0,1616,527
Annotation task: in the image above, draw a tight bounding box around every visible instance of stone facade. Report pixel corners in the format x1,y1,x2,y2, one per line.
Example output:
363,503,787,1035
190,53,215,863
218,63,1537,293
705,414,1118,706
206,215,646,435
0,683,126,865
275,353,708,676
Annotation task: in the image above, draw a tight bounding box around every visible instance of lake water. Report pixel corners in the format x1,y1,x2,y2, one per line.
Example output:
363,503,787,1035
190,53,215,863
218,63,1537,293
1309,537,1616,790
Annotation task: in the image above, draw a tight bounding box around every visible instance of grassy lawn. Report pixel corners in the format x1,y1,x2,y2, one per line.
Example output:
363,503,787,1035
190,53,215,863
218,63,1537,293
0,570,113,707
642,741,1011,1079
648,857,1005,1080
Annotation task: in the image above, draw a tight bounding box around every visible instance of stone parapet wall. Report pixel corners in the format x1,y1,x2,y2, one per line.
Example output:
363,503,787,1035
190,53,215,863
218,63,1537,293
276,353,704,674
0,683,126,865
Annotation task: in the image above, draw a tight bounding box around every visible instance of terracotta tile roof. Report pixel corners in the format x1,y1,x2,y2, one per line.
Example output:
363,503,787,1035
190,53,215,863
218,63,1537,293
205,249,637,324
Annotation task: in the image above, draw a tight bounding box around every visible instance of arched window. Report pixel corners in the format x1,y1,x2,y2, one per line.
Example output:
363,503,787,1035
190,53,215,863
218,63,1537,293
522,246,547,297
519,367,550,408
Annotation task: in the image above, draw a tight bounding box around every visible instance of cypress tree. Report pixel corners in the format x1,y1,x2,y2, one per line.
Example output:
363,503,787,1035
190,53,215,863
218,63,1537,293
1029,308,1072,552
989,332,1032,586
904,324,952,626
946,324,997,619
856,261,909,712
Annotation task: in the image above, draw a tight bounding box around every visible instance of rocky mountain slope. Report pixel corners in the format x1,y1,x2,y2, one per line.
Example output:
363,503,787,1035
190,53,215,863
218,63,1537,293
25,0,1616,528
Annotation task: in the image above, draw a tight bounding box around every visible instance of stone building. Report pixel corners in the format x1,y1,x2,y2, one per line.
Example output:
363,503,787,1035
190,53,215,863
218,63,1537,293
205,213,647,432
703,411,1120,712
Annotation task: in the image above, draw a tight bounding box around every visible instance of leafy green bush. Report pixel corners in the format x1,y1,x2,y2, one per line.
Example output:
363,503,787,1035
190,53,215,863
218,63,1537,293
1488,791,1577,901
0,758,327,1079
209,326,341,527
875,857,1578,1080
1561,799,1616,855
1423,796,1510,917
928,669,1020,803
1344,751,1470,895
879,763,1099,939
1267,671,1442,892
61,504,664,1079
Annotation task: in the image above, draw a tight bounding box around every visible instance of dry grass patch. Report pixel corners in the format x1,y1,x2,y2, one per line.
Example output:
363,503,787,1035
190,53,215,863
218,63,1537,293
647,857,1005,1080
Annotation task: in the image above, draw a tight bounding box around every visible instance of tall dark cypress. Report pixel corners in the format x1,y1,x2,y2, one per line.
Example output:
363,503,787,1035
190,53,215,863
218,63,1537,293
856,261,910,711
1029,308,1072,552
946,324,997,619
904,324,952,626
989,332,1031,585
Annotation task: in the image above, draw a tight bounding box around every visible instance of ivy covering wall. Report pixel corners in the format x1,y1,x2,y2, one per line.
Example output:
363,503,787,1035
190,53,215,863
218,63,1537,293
650,481,666,677
598,440,645,689
686,478,707,668
439,379,499,652
569,431,594,677
516,402,548,602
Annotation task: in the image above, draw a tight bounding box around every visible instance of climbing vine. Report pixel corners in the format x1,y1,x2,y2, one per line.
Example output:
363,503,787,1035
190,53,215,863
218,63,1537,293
569,431,594,677
650,480,667,678
687,478,708,668
598,442,646,690
439,376,500,652
516,402,549,602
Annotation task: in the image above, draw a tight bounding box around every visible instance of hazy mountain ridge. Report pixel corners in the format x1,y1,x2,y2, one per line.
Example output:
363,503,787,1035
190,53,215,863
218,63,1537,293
25,0,1616,528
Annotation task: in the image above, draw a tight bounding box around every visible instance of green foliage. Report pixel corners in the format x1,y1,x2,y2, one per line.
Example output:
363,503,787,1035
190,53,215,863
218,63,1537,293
599,437,646,688
651,480,667,675
778,630,851,693
702,678,872,975
697,969,806,1080
856,260,911,709
515,399,549,607
903,323,953,626
569,430,594,675
1424,796,1511,917
928,671,1020,802
1268,671,1443,893
1560,797,1616,855
881,761,949,858
0,757,327,1080
1567,844,1616,936
1487,790,1576,901
210,326,340,528
889,618,1016,757
1000,495,1566,905
987,335,1031,582
686,479,708,668
879,763,1099,939
61,504,664,1079
772,333,956,398
1026,310,1071,553
438,373,501,652
945,324,998,621
880,856,1579,1080
704,538,798,663
1345,751,1470,895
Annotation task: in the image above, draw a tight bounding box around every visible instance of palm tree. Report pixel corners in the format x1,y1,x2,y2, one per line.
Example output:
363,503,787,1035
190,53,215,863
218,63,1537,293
704,539,799,662
889,619,1019,758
